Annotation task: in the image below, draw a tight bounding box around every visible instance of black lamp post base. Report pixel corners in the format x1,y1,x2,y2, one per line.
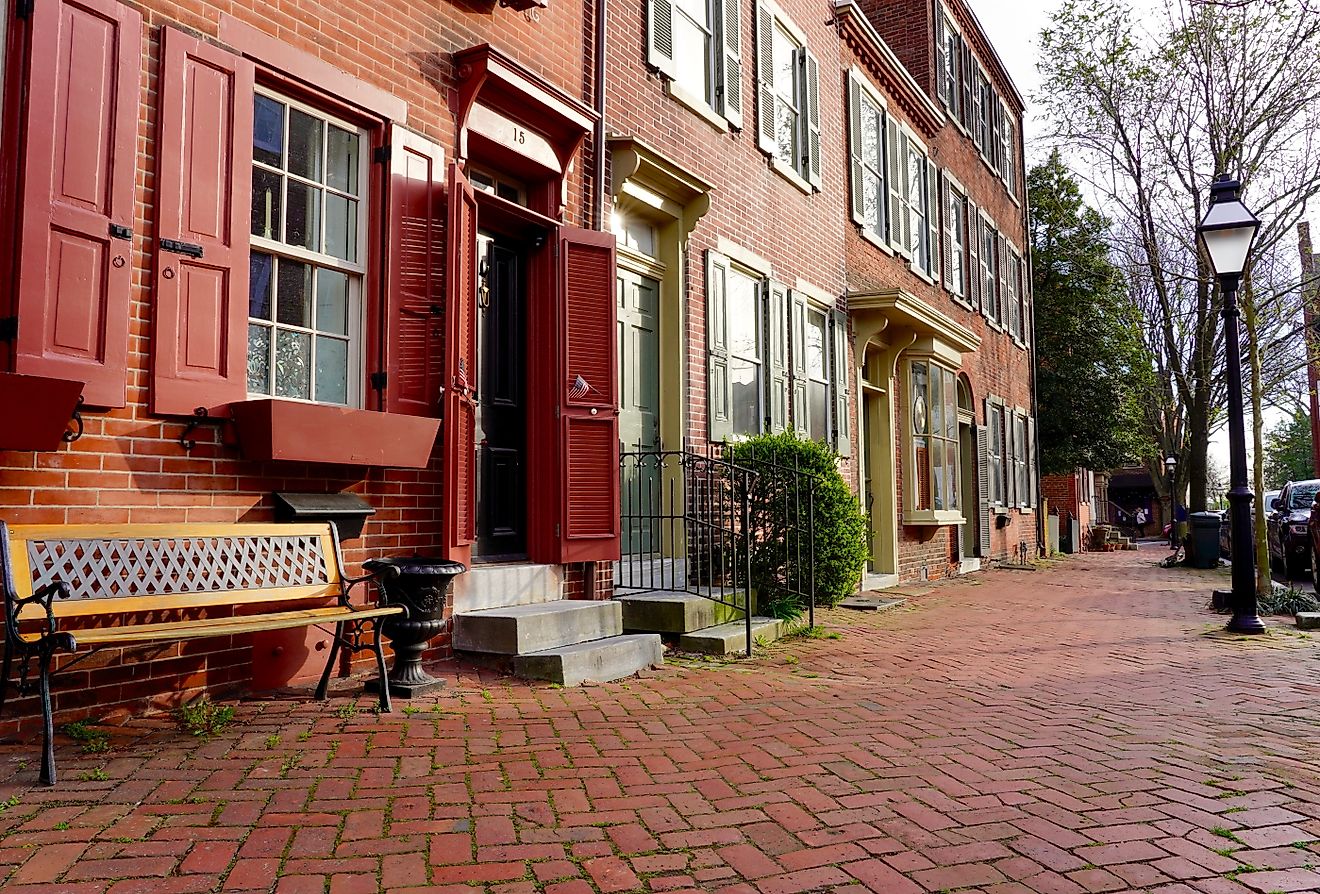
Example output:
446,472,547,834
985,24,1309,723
364,675,446,699
1226,613,1267,634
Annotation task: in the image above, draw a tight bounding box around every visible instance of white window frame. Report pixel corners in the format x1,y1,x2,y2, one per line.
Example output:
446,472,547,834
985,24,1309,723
726,261,767,438
980,214,998,326
848,69,890,252
248,87,368,408
756,0,816,191
946,176,969,303
905,358,964,525
650,0,742,129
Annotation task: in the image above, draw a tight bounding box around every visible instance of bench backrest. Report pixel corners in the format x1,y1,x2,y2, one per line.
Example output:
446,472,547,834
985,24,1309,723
1,522,346,619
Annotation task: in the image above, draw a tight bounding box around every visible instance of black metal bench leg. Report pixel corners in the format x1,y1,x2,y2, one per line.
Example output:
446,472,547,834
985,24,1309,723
38,651,56,786
315,622,345,701
0,639,12,717
370,620,391,714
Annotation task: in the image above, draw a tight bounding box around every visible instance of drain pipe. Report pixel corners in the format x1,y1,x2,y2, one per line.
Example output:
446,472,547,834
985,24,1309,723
592,0,608,231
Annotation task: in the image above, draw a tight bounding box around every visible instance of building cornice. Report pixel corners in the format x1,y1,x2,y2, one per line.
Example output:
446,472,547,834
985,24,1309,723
832,0,946,140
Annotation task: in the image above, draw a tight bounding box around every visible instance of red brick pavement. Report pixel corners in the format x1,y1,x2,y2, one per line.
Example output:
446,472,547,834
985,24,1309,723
1,545,1317,893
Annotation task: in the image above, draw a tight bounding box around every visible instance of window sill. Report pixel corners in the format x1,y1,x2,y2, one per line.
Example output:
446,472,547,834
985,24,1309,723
0,372,84,451
904,509,965,526
231,398,440,468
857,225,894,256
666,82,730,133
769,156,813,195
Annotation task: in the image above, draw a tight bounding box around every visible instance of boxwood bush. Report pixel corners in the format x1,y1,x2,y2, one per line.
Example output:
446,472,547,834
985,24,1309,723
725,432,869,620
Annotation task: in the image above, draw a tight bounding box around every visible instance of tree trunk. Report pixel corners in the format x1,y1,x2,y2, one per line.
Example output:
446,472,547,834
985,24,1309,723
1244,287,1272,597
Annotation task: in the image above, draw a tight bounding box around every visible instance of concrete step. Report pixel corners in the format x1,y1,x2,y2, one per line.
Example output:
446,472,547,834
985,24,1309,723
678,616,786,655
513,634,664,686
616,590,750,634
453,600,622,655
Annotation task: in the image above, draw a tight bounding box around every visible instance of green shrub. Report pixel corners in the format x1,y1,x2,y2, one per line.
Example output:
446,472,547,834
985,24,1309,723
175,697,236,740
725,432,869,620
1259,587,1319,616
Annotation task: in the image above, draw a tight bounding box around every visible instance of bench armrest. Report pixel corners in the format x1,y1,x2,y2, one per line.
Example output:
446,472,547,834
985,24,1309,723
4,579,77,653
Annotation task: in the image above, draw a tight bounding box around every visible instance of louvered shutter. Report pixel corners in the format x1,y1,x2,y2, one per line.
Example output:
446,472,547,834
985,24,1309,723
717,0,743,127
976,424,991,556
925,160,940,281
789,291,807,435
707,252,733,441
967,205,981,311
443,163,478,562
934,7,947,105
385,128,445,417
558,227,620,563
887,119,904,253
997,233,1008,325
939,175,952,287
151,27,254,417
990,96,1002,172
1021,255,1032,343
804,49,821,188
755,0,776,155
15,0,140,408
767,281,788,433
831,308,851,457
1005,409,1017,507
960,44,974,130
848,75,865,226
1027,416,1037,508
647,0,679,80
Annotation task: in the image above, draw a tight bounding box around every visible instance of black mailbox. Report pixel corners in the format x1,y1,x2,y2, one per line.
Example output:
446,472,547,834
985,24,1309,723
273,492,376,541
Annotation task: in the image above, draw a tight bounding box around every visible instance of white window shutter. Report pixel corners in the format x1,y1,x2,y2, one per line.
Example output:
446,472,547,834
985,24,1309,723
755,0,776,155
934,7,947,105
832,308,851,457
926,160,940,282
940,176,954,290
706,251,733,441
767,280,789,433
967,204,981,310
717,0,743,127
648,0,679,80
789,291,808,435
1027,416,1037,508
976,424,991,556
848,75,865,226
804,49,821,188
887,117,903,252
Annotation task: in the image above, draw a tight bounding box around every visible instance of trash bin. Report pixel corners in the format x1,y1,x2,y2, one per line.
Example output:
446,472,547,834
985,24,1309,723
1189,512,1221,569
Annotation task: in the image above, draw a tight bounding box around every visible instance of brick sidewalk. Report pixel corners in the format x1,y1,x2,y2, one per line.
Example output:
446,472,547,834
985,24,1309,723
1,545,1317,894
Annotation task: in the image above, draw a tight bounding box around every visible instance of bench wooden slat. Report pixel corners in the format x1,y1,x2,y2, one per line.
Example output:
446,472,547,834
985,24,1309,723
20,604,403,645
15,584,345,620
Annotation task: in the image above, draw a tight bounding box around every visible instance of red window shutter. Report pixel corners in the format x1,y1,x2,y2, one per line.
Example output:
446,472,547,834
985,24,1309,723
558,227,619,563
385,128,445,418
443,162,478,564
13,0,141,407
150,27,254,417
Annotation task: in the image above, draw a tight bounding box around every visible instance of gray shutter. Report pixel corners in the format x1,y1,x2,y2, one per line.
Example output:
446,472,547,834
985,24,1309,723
767,280,789,433
997,233,1007,325
1027,416,1037,508
832,308,851,457
756,0,776,155
967,205,981,311
940,175,953,288
648,0,679,80
804,49,821,188
926,159,940,281
707,251,733,441
976,424,991,557
848,75,865,225
1006,410,1018,507
934,6,947,105
1007,251,1020,340
1021,255,1032,343
887,118,903,252
960,43,974,130
790,291,808,435
717,0,743,127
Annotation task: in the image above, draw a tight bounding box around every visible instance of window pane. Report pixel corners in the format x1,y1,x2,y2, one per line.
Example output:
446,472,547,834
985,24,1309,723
861,105,879,167
253,96,284,167
286,181,321,251
727,272,760,359
946,441,959,510
672,14,710,103
325,193,358,262
914,435,930,510
863,172,880,231
288,108,323,182
251,167,282,240
315,336,349,404
274,330,311,399
326,125,359,194
911,362,928,435
276,259,312,328
944,370,958,439
730,358,761,436
249,253,274,320
776,99,798,167
930,366,943,439
316,269,349,335
806,310,826,378
932,441,943,510
247,324,271,394
809,380,828,442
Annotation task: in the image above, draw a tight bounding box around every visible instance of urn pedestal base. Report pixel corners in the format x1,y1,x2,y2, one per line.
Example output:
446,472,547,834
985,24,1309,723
361,556,466,699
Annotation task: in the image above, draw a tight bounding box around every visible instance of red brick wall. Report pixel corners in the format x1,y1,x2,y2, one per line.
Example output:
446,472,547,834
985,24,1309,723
0,0,596,734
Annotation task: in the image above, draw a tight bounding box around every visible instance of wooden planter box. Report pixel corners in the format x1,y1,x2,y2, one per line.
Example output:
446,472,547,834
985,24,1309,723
0,372,84,451
231,399,440,469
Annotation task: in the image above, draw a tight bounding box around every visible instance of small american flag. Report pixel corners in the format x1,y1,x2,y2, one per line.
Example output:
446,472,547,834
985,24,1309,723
456,358,470,392
568,374,590,400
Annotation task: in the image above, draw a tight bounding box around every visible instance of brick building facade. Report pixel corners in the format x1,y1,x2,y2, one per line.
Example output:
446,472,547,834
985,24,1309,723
0,0,1036,730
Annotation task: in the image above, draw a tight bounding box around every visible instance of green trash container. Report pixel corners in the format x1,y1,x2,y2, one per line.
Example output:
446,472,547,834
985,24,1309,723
1189,512,1222,569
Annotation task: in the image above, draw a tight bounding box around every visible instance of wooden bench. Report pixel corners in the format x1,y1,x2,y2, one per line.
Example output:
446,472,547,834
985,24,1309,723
0,521,404,784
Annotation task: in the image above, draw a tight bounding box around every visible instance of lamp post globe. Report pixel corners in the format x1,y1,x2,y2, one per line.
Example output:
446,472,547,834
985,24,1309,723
1197,174,1264,634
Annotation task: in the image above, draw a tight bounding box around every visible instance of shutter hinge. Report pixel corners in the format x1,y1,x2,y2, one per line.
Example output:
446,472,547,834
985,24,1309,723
15,0,33,20
373,145,392,165
0,316,16,341
555,523,561,538
369,371,388,392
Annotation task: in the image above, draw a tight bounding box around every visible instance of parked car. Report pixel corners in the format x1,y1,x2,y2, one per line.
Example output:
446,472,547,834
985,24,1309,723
1221,493,1276,559
1268,480,1320,579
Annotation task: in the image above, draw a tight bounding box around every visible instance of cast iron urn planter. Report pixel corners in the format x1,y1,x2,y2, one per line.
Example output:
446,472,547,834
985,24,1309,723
363,557,466,698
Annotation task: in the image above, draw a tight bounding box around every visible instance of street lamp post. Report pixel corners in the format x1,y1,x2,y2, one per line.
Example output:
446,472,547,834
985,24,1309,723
1165,454,1178,550
1197,173,1264,634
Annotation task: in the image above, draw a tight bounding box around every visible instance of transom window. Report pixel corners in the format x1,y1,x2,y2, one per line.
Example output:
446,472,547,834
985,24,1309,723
910,360,959,513
248,91,366,405
727,266,764,437
469,169,527,205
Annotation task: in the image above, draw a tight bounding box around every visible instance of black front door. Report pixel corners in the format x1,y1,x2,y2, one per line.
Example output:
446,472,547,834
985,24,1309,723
475,237,527,559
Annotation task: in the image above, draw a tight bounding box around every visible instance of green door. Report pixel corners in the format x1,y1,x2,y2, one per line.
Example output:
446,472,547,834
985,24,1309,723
618,270,660,555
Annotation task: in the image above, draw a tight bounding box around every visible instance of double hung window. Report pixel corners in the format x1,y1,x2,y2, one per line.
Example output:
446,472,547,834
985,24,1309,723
946,183,967,300
755,0,820,188
727,266,765,437
981,221,998,323
847,70,887,243
248,92,366,406
647,0,743,125
909,360,959,514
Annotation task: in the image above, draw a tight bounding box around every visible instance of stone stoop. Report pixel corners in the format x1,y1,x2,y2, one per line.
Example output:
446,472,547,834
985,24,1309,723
616,589,788,656
453,600,663,686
